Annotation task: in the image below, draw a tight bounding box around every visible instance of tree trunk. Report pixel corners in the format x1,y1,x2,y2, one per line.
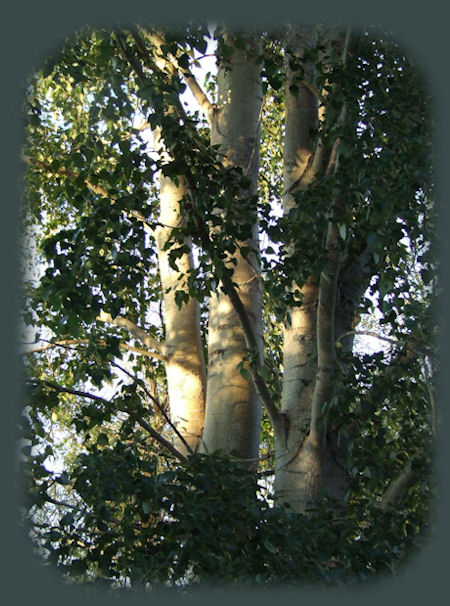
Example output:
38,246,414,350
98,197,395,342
274,28,352,511
200,33,263,468
154,167,206,454
153,127,206,455
272,30,319,509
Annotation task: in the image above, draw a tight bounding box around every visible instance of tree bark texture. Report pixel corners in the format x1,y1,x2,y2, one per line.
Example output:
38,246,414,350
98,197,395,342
274,30,352,510
200,34,263,468
154,132,207,455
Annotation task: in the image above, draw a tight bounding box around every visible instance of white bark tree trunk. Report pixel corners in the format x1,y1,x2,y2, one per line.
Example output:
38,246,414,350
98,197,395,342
274,29,350,511
273,37,322,508
200,33,263,468
154,166,206,454
136,33,208,456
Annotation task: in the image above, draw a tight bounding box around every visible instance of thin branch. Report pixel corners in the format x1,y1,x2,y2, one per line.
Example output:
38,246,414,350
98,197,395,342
24,155,155,233
115,28,190,127
138,26,214,127
377,453,421,512
25,155,111,199
97,312,168,359
22,337,167,363
310,27,361,445
111,361,194,456
127,209,154,233
309,211,340,446
336,330,432,357
336,330,399,347
43,495,79,510
133,414,187,462
257,468,275,478
426,379,436,436
260,172,282,202
28,379,186,462
23,339,89,355
30,379,109,403
115,28,225,183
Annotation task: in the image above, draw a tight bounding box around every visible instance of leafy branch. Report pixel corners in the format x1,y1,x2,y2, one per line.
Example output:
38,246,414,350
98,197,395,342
114,28,281,429
28,378,187,462
137,26,215,127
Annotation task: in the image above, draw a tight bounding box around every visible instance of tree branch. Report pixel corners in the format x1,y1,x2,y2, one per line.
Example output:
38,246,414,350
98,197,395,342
377,453,422,512
97,312,168,359
115,28,190,127
24,155,155,232
28,379,186,462
309,27,361,445
43,495,79,510
133,414,187,462
336,330,432,358
22,337,167,363
336,330,399,347
111,361,194,456
138,26,214,127
29,378,110,404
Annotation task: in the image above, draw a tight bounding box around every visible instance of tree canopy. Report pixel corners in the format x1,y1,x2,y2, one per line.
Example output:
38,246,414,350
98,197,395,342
19,22,438,592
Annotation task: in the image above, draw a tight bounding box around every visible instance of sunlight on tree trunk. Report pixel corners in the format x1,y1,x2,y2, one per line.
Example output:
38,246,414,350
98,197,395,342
200,32,263,468
19,22,437,588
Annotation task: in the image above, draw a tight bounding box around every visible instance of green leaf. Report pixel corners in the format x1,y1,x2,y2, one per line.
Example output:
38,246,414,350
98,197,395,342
142,501,152,515
263,540,277,553
58,471,70,485
177,53,190,70
60,512,74,526
239,367,250,381
338,223,347,241
97,433,109,446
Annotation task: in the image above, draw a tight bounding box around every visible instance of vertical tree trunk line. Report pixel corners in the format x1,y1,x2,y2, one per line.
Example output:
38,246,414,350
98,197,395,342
273,30,323,510
154,164,207,455
148,39,207,455
200,33,264,468
274,28,360,511
145,26,366,505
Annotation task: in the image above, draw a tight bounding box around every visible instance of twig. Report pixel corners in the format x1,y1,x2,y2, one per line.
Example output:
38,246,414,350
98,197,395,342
27,378,187,462
111,361,194,456
138,26,215,127
377,453,422,512
22,338,167,362
98,312,168,359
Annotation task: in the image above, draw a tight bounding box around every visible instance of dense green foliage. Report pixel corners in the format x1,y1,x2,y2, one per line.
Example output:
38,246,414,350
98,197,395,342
19,24,437,591
20,447,431,590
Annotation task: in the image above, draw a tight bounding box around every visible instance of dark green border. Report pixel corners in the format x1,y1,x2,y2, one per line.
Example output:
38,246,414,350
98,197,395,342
4,2,449,605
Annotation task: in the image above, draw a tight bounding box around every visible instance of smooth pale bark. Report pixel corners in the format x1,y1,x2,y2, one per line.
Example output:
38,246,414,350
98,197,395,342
154,134,206,455
274,30,350,511
378,455,419,512
274,38,322,507
136,35,207,456
200,34,263,468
